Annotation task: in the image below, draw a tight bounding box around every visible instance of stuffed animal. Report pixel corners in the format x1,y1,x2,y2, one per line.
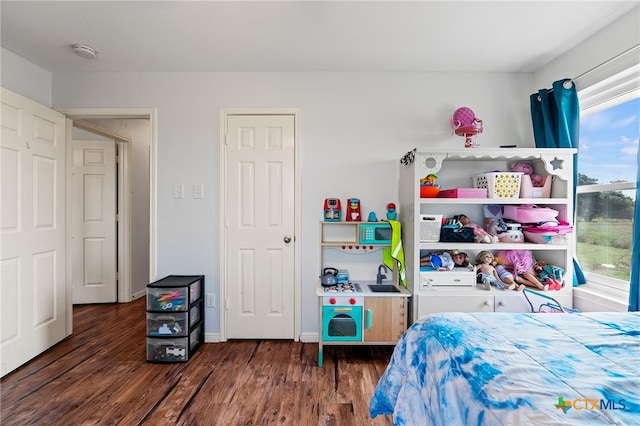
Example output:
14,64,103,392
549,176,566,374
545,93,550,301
511,161,544,187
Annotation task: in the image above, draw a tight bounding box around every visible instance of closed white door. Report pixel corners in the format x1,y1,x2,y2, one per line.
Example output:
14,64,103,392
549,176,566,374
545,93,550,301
225,115,295,338
0,88,69,377
71,139,117,304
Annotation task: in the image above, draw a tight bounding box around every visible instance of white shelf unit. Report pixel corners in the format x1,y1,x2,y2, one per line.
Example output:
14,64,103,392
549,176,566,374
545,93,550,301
398,148,577,323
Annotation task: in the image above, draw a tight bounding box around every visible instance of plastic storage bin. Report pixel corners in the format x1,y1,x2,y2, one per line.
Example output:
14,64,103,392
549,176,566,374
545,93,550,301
523,222,573,245
189,304,201,326
146,275,204,363
472,172,523,199
147,337,189,362
147,312,188,336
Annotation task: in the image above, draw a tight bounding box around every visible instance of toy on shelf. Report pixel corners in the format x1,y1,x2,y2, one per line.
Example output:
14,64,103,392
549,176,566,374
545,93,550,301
475,251,524,291
346,198,361,221
455,213,498,243
511,161,543,187
534,260,564,291
483,204,508,238
420,173,440,198
367,211,378,222
386,203,397,220
420,174,438,185
451,107,483,148
420,249,470,271
495,250,550,291
323,198,342,222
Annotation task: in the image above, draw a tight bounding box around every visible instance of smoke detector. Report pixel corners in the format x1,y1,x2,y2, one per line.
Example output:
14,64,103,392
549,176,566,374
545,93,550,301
71,44,97,59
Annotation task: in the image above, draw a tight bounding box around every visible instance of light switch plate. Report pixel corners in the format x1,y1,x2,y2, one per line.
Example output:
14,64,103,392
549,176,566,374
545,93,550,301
173,184,184,199
193,184,204,199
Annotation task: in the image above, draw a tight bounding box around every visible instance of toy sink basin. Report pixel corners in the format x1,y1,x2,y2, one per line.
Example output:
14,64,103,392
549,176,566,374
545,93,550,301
420,184,440,198
368,284,401,293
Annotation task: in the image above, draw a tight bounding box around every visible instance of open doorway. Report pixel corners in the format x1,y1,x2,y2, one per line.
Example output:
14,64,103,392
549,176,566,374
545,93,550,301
61,108,156,303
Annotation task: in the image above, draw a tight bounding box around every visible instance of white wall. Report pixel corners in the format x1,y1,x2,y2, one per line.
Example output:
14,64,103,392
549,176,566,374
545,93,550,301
50,71,534,335
3,6,636,337
534,5,639,90
1,47,52,107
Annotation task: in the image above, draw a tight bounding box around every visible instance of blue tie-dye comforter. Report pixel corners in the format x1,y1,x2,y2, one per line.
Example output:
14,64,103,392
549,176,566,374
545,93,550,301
370,312,640,425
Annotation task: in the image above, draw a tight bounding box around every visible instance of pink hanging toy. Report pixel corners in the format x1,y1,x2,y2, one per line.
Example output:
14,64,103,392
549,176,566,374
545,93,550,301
451,107,483,148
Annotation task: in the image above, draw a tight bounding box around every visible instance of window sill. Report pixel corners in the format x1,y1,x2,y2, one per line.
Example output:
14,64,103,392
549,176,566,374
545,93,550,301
573,282,629,312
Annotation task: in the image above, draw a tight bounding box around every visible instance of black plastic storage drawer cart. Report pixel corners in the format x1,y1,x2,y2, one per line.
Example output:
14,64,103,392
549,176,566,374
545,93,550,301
146,275,204,362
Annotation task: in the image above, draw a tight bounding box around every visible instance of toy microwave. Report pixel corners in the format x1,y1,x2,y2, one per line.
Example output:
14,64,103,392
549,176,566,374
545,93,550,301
359,223,392,245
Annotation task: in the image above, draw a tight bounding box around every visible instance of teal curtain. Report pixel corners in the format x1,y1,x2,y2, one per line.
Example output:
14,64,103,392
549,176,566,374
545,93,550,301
628,146,640,311
530,78,586,286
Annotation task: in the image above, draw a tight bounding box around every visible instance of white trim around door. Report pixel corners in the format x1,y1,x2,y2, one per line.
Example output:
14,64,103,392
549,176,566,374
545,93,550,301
57,108,157,302
219,108,301,342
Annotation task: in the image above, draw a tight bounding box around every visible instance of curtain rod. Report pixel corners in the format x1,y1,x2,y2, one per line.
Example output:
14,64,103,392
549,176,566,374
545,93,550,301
572,44,639,83
538,44,639,95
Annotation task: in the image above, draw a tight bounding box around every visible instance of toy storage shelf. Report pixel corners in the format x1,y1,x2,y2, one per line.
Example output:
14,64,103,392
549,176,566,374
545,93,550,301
398,148,577,323
146,275,204,363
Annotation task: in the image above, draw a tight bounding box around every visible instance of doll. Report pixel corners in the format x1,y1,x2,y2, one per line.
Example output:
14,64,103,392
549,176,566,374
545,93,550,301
490,258,525,291
421,249,469,271
496,249,549,291
534,260,564,291
455,214,499,244
511,161,543,187
475,251,524,291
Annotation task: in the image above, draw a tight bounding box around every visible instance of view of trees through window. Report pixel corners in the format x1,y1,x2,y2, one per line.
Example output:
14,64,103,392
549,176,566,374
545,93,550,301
576,97,638,283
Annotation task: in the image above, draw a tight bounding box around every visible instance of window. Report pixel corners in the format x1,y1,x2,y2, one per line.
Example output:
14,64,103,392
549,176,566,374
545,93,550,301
576,96,638,292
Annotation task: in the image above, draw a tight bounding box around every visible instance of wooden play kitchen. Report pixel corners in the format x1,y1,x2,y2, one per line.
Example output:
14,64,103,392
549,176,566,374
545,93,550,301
316,221,410,367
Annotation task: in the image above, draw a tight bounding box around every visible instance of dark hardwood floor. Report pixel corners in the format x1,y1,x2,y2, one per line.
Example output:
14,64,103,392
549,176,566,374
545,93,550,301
1,298,395,425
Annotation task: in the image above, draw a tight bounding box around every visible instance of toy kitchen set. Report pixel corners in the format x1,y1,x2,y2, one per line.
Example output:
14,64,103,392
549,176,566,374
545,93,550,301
316,198,410,367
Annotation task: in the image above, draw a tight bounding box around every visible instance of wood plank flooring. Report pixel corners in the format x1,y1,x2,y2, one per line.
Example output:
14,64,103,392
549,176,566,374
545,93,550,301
1,298,395,425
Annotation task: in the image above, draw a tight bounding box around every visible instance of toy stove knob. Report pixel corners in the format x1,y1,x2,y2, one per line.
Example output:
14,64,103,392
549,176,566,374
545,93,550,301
350,298,356,305
330,298,336,305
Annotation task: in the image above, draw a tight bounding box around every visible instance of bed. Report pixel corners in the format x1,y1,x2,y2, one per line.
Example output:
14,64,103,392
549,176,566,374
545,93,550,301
370,311,640,425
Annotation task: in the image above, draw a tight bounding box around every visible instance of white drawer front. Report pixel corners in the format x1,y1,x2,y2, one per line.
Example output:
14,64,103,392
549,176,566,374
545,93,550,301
417,295,493,317
419,271,476,291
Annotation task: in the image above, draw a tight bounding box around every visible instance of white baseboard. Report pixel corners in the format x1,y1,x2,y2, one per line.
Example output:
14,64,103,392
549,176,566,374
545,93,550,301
300,332,319,343
132,289,146,300
203,333,318,343
205,332,221,343
573,286,628,312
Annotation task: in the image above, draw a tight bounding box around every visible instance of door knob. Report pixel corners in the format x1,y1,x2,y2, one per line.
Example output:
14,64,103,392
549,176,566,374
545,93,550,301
284,235,292,243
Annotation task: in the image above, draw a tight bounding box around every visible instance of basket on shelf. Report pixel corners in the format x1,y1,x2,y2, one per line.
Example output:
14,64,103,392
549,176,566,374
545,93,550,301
472,172,523,199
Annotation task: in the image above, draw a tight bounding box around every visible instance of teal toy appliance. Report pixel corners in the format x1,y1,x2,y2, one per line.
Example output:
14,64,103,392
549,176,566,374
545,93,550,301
323,198,341,222
336,269,349,284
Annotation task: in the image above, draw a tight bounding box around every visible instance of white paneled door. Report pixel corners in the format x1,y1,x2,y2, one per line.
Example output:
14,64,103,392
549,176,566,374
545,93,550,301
0,88,69,377
225,115,295,338
71,140,117,304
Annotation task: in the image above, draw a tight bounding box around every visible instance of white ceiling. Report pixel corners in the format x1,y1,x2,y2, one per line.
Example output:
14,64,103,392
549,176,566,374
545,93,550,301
1,1,637,74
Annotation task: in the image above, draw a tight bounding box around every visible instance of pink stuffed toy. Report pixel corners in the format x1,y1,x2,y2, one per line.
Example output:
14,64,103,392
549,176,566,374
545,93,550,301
511,161,543,187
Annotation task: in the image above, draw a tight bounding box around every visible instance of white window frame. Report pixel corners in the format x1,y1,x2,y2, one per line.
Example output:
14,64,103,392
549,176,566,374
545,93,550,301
576,184,635,292
576,53,639,295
